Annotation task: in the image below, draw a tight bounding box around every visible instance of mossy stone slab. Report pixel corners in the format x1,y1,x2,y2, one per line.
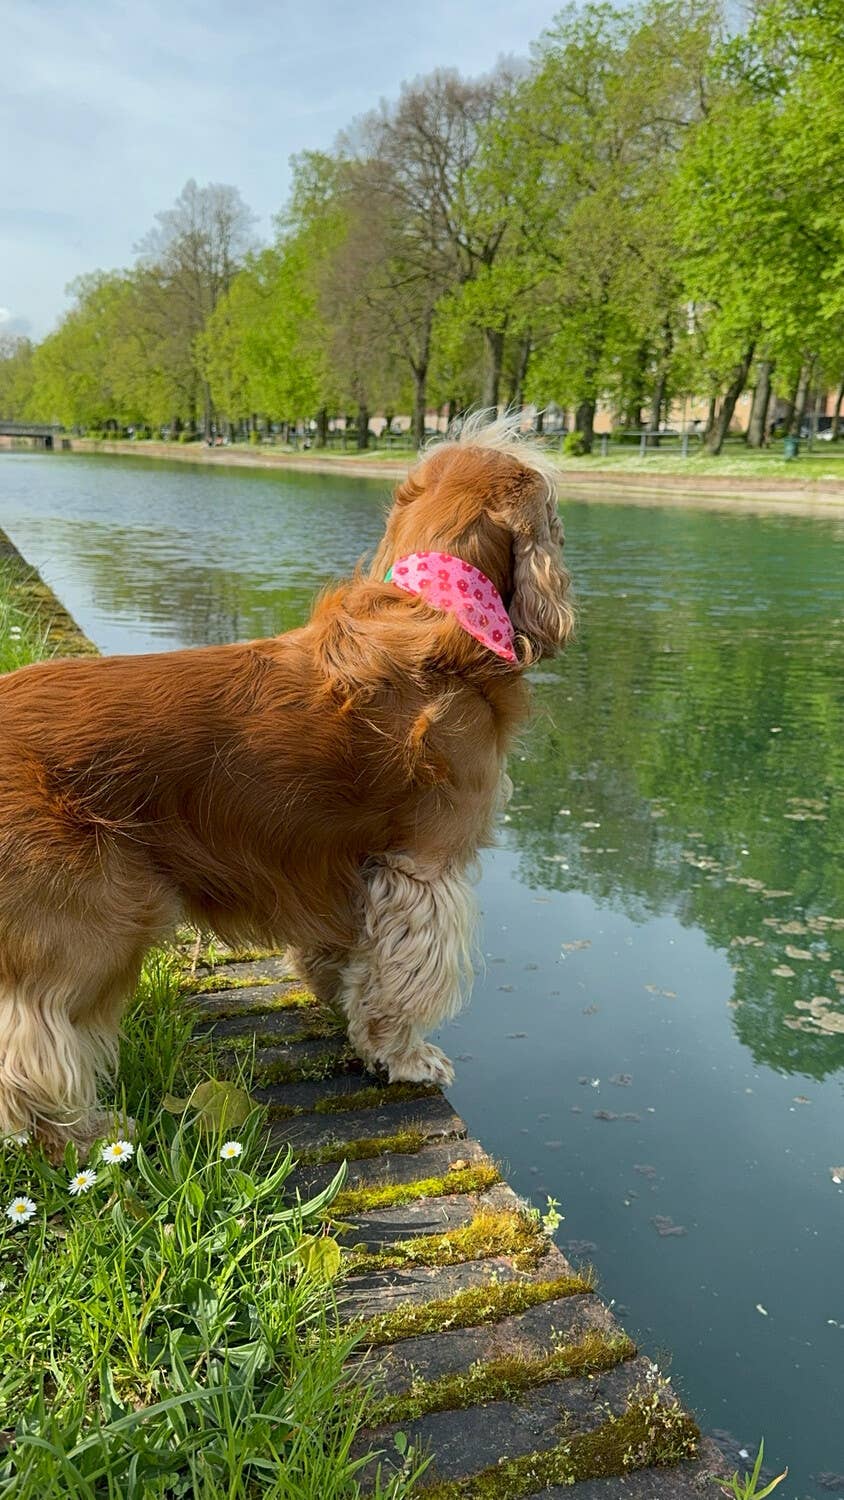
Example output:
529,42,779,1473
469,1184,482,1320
354,1293,618,1395
271,1093,464,1154
529,1438,728,1496
355,1359,651,1487
289,1136,491,1198
342,1243,576,1322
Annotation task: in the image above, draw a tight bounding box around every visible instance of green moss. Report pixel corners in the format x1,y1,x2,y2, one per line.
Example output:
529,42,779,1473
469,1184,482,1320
314,1081,440,1115
255,1049,358,1086
300,1128,428,1166
348,1209,550,1275
331,1162,501,1217
353,1273,594,1348
370,1330,636,1423
220,1015,343,1051
416,1396,699,1499
182,974,281,996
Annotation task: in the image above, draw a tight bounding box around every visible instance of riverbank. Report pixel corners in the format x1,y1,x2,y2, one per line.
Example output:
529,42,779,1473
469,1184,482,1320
0,528,96,658
65,436,844,517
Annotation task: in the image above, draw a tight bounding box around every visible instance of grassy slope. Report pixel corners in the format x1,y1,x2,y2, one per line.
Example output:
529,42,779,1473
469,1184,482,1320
0,552,417,1500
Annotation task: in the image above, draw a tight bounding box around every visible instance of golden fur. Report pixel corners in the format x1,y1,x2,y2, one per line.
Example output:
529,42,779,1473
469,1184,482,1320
0,416,573,1151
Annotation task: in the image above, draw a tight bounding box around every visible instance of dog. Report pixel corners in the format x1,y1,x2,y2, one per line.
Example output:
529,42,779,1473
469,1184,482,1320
0,414,573,1152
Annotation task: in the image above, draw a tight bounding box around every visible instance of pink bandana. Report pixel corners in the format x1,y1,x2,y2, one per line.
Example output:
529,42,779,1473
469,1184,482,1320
386,551,517,662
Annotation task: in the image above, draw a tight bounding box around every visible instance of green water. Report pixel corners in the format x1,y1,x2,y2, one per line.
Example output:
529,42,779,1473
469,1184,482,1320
1,452,842,1496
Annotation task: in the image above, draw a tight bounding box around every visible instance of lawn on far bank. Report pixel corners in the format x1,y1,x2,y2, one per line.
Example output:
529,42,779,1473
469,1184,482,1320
71,433,844,487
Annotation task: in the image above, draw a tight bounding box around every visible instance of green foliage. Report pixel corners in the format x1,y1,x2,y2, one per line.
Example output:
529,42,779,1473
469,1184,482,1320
718,1440,788,1498
563,431,588,457
3,8,842,443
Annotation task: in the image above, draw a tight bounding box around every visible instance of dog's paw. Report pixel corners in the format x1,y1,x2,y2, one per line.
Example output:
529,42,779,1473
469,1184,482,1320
387,1042,455,1089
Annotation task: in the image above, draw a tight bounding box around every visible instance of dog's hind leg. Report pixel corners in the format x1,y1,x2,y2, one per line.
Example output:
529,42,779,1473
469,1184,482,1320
0,858,176,1156
340,856,476,1088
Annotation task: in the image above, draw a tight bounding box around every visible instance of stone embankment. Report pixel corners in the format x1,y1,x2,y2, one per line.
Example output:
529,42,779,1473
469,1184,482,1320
194,955,728,1497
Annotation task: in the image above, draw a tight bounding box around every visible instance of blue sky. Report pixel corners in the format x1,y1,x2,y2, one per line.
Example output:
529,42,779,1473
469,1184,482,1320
2,0,561,339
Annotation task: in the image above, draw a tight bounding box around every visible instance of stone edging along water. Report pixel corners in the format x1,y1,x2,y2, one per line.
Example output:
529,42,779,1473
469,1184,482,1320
64,436,844,518
1,533,730,1494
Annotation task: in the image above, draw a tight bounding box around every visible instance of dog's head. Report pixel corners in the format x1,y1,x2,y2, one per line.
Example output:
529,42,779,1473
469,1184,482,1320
371,415,574,662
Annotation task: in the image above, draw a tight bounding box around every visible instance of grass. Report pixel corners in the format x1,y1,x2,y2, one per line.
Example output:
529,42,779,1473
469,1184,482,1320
0,560,423,1500
352,1273,595,1348
0,949,424,1499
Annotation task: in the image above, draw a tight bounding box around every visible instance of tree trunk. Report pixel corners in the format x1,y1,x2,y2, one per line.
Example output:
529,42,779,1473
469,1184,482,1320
705,344,755,455
411,367,427,448
482,328,505,411
648,323,672,433
703,394,717,444
315,407,328,448
790,359,813,437
510,332,532,409
535,407,545,435
649,372,666,434
575,399,596,453
747,360,774,447
357,403,369,450
831,378,844,440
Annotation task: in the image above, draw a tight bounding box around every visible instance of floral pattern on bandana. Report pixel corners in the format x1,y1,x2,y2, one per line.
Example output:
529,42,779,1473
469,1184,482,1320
387,552,517,662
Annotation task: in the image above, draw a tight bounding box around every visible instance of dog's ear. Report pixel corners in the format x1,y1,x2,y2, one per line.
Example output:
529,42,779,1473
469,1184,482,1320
493,470,574,662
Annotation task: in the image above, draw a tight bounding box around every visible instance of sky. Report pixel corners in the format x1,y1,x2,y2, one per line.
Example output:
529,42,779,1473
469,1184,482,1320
1,0,562,340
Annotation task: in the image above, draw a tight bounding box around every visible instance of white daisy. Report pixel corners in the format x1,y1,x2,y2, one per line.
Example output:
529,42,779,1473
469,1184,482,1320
69,1169,97,1196
220,1140,243,1160
101,1139,134,1165
5,1195,36,1225
4,1131,29,1147
9,626,22,639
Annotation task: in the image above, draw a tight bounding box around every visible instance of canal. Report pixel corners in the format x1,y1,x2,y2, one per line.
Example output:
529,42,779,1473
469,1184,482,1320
1,450,842,1497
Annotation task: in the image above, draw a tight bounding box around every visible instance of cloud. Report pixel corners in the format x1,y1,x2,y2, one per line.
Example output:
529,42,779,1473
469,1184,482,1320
4,0,555,336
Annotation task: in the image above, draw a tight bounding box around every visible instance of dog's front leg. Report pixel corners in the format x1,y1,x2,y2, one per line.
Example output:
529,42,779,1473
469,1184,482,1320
341,855,476,1088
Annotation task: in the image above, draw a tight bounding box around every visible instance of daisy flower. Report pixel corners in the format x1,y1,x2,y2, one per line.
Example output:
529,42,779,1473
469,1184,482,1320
220,1140,243,1161
5,1195,36,1226
3,1131,29,1147
101,1139,134,1165
69,1169,97,1196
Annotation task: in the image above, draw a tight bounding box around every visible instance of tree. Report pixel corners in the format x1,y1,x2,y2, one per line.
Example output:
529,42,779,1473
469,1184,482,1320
0,334,35,419
478,1,719,448
135,180,258,436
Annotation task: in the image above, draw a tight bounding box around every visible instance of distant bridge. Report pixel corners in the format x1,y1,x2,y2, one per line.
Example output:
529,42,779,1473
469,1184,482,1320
0,421,67,449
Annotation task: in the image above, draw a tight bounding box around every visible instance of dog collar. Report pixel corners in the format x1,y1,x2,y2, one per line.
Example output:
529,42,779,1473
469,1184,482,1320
385,551,517,662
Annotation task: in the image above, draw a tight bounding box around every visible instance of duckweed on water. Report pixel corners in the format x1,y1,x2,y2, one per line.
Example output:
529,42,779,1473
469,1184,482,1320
331,1162,501,1216
370,1329,637,1422
416,1396,699,1499
354,1273,594,1346
348,1208,550,1274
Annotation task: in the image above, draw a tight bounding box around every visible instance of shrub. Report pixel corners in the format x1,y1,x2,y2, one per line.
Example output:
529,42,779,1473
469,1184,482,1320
563,431,588,457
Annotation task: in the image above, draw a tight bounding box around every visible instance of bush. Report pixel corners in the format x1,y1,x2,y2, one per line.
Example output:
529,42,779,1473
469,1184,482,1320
178,430,196,444
563,430,588,457
249,429,261,445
